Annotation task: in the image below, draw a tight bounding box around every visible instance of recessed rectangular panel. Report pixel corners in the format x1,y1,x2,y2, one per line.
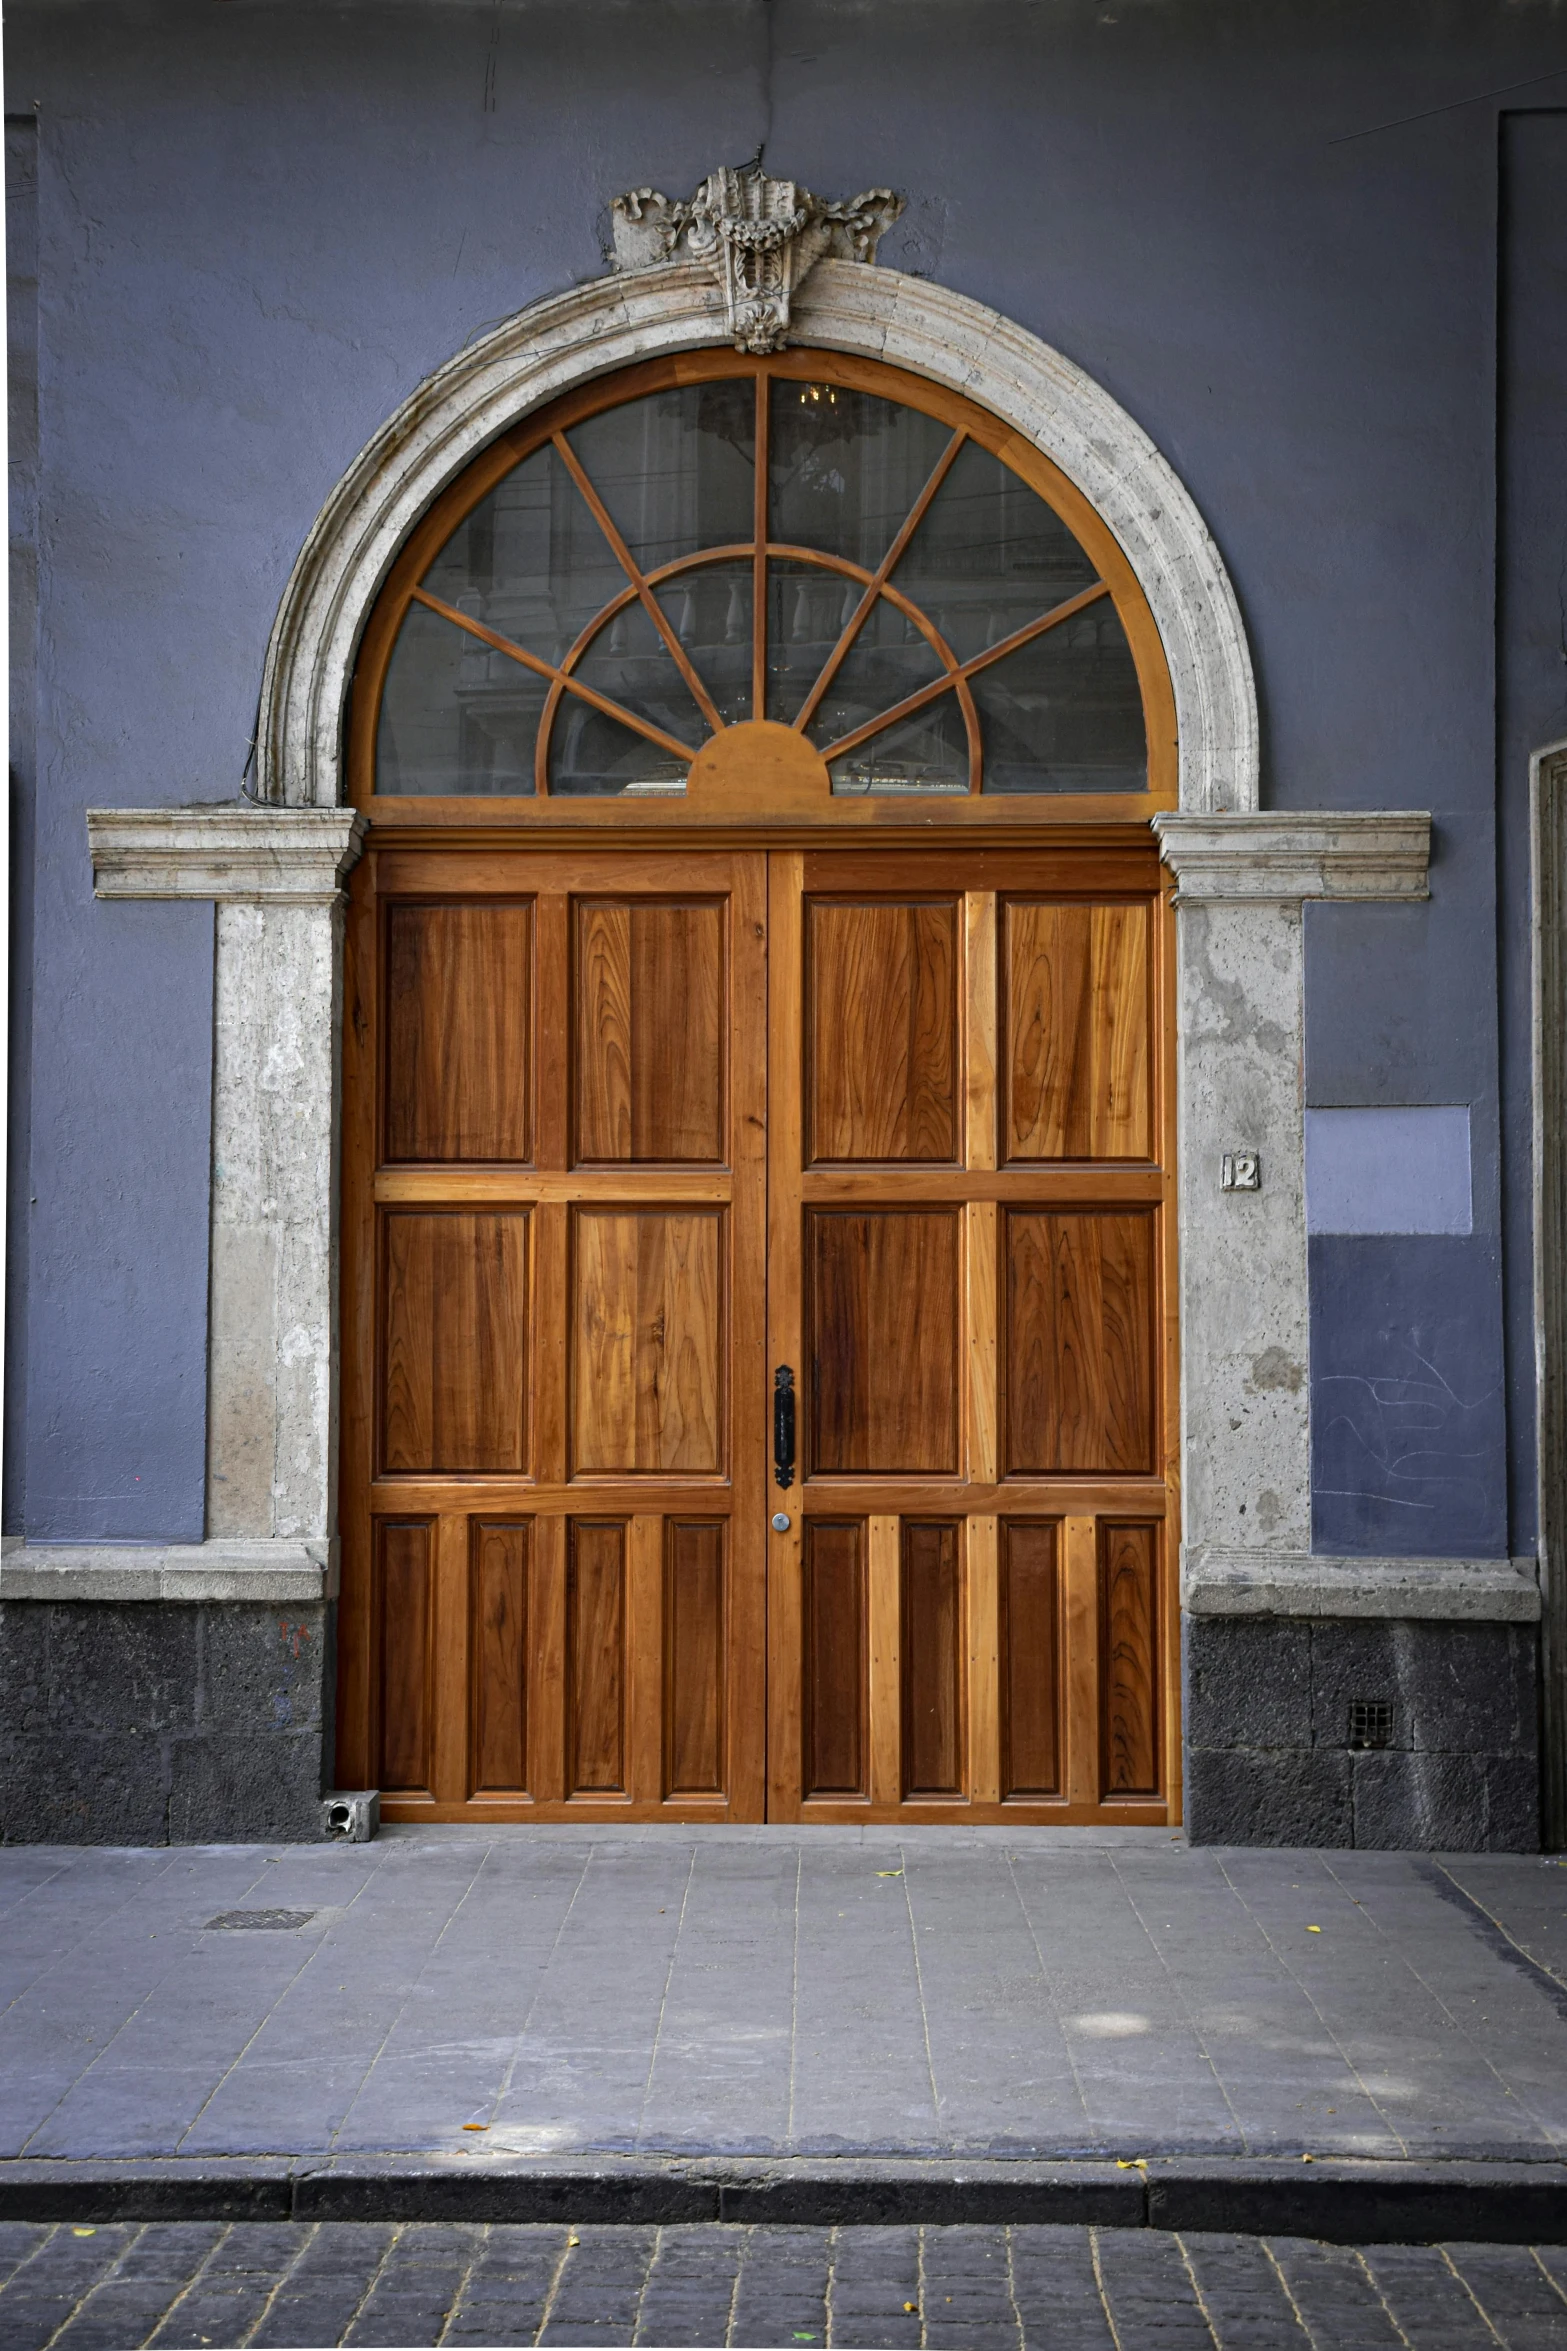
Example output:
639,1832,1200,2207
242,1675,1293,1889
1004,901,1150,1162
381,1211,529,1473
385,901,533,1162
574,899,725,1162
1000,1521,1061,1797
810,1211,960,1473
470,1521,529,1794
664,1520,726,1796
375,1519,433,1794
900,1521,964,1798
571,1210,723,1473
1004,1210,1155,1474
807,899,958,1161
1100,1521,1160,1796
567,1520,627,1795
803,1521,867,1798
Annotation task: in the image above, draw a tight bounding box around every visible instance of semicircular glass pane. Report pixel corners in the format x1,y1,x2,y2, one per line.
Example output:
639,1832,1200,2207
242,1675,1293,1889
423,440,621,665
650,559,753,728
892,438,1101,663
972,601,1146,793
567,596,706,754
565,380,756,569
377,598,545,795
772,566,947,741
548,698,688,797
768,382,954,569
827,692,969,797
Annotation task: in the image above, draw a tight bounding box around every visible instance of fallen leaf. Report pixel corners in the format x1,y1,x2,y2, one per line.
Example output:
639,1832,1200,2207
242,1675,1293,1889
876,1870,902,1878
1302,2154,1314,2163
567,2234,580,2247
903,2302,918,2314
72,2228,96,2238
462,2123,488,2132
1306,1925,1322,1933
1115,2158,1147,2170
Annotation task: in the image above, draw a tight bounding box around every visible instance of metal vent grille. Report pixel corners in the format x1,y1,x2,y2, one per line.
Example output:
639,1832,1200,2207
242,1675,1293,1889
1348,1700,1395,1751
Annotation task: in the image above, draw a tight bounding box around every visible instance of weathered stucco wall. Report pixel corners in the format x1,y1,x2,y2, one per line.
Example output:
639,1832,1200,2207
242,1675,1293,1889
4,0,1556,1552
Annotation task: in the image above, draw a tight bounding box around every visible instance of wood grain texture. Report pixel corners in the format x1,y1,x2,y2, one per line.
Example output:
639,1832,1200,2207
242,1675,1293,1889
574,899,724,1162
1004,1209,1155,1474
571,1210,723,1473
385,901,533,1163
381,1211,529,1473
901,1521,963,1798
665,1520,726,1796
1000,1519,1061,1798
375,1518,434,1794
802,1520,867,1799
806,900,958,1162
869,1514,900,1809
470,1520,529,1794
566,1520,628,1795
966,1515,1000,1805
1063,1515,1100,1807
1005,901,1150,1162
965,892,997,1172
1100,1520,1160,1797
964,1200,999,1483
809,1210,960,1473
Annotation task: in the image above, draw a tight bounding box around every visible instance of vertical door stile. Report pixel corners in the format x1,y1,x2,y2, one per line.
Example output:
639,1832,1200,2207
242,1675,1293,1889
432,1511,472,1803
729,853,771,1819
767,852,806,1821
967,1515,1001,1806
869,1515,901,1809
629,1512,664,1806
529,1511,567,1804
1064,1514,1102,1809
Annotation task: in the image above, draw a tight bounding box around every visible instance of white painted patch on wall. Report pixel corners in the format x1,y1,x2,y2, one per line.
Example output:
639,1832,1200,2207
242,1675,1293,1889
1304,1105,1472,1235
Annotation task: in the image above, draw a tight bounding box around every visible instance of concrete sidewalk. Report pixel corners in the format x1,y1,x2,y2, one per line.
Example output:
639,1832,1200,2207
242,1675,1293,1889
4,1828,1567,2235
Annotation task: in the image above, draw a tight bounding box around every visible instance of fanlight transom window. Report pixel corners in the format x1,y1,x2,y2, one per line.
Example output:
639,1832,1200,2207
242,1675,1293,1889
363,354,1166,801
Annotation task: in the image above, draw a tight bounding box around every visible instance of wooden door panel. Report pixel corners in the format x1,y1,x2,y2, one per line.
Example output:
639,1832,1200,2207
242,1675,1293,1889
469,1521,530,1794
900,1521,964,1798
385,900,534,1163
574,899,725,1162
999,1519,1062,1798
809,1209,961,1472
1004,1208,1156,1474
381,1210,529,1473
807,899,959,1162
570,1209,724,1473
664,1520,726,1796
374,1518,435,1795
1003,900,1150,1162
566,1519,628,1795
802,1521,869,1798
1100,1520,1160,1796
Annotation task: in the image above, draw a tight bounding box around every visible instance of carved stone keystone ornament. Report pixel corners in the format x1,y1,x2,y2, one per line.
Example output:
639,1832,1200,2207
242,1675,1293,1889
611,164,903,352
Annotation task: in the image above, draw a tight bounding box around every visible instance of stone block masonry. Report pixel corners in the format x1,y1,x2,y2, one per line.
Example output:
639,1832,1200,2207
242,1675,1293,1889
1184,1615,1540,1848
0,1601,329,1843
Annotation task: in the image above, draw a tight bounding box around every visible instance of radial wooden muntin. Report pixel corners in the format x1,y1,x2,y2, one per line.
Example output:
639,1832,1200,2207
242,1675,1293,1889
349,346,1179,821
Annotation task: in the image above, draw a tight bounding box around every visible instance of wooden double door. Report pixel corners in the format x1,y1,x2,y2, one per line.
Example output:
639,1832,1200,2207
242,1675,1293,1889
338,836,1179,1823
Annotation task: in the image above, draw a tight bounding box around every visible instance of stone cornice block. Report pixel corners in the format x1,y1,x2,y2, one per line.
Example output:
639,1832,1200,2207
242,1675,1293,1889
88,805,366,904
1154,811,1431,901
1183,1546,1540,1622
0,1538,336,1602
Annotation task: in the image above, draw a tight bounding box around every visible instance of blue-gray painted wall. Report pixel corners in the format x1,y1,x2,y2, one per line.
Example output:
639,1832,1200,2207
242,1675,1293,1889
6,0,1561,1548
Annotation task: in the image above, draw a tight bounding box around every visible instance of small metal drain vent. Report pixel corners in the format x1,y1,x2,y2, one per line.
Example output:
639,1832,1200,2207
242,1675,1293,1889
1348,1700,1395,1751
205,1908,316,1931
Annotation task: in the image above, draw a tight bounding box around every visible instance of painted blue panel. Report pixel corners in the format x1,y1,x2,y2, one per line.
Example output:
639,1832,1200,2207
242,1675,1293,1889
1305,1107,1472,1236
1310,1236,1507,1559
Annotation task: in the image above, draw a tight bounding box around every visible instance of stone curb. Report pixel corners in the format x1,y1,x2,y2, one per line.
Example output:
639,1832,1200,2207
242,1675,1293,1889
1,2157,1564,2243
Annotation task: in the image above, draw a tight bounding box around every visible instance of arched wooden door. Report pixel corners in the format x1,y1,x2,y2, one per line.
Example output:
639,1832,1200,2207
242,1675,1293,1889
336,350,1180,1824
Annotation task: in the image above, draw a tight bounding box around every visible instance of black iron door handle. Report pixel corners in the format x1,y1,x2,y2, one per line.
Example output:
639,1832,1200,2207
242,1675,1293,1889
773,1365,796,1489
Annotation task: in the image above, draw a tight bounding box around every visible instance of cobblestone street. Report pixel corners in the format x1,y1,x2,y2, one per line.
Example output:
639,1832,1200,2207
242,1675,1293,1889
3,2218,1566,2349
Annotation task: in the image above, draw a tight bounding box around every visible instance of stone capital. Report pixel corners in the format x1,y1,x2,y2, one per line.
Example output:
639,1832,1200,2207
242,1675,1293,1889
88,804,366,904
1154,810,1431,901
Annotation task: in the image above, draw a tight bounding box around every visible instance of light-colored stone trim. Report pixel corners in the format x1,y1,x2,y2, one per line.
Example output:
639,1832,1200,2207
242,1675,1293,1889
0,1538,334,1603
256,258,1259,816
88,806,366,904
1184,1546,1541,1623
1162,815,1434,1574
1154,811,1431,901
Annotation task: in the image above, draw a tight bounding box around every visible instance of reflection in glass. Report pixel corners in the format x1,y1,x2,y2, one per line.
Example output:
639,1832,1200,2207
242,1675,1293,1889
550,700,687,796
423,443,618,664
828,694,968,796
378,599,542,795
652,561,753,729
769,383,953,569
567,381,756,570
972,605,1146,793
570,598,705,754
894,439,1100,662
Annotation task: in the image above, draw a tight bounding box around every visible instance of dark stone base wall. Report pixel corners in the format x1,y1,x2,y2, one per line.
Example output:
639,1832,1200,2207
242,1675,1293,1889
0,1601,331,1843
1184,1615,1540,1849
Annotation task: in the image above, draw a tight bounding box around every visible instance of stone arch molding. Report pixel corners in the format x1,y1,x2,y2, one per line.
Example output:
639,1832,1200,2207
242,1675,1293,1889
256,258,1260,814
